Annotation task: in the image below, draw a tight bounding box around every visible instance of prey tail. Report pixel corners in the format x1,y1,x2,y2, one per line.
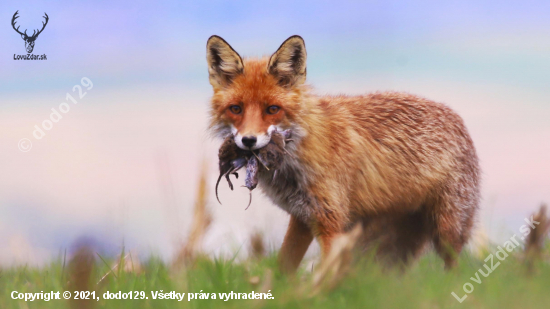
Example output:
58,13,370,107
215,173,224,204
245,190,252,210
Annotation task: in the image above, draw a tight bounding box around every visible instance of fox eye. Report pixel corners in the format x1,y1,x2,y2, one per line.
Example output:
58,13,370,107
266,105,280,115
229,105,242,114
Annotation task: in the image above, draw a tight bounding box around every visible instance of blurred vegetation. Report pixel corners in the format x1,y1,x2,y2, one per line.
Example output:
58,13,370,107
1,242,550,309
3,169,549,308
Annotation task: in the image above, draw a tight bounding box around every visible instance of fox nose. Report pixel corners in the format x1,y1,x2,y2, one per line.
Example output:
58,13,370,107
241,136,257,148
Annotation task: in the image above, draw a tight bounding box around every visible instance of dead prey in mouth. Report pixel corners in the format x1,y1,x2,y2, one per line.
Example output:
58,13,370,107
216,129,293,209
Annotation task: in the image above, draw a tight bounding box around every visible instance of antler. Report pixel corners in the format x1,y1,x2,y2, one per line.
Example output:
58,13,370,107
33,13,49,38
11,11,26,37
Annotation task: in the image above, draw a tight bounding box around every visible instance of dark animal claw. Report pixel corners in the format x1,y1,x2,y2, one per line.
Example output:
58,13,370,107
225,173,234,190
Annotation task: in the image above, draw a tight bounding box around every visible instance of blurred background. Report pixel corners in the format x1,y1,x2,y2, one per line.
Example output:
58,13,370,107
1,0,549,266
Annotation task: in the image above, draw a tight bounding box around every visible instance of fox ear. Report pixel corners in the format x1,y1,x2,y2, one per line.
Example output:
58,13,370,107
206,35,244,89
268,35,307,87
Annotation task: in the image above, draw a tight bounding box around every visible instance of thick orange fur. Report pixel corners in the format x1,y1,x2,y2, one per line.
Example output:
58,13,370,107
206,35,480,272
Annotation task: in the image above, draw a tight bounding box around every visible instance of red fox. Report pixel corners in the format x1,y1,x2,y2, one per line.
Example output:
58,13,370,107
206,35,480,273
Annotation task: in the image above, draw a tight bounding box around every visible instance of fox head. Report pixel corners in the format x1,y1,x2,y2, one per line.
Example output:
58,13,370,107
206,35,307,150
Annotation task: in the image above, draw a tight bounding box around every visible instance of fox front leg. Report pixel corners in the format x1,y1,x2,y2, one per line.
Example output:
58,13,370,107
278,215,314,274
310,198,348,258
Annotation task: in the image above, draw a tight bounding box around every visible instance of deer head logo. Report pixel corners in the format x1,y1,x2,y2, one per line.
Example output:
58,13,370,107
11,11,49,54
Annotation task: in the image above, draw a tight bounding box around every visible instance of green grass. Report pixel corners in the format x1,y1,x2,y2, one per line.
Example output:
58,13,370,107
2,247,550,309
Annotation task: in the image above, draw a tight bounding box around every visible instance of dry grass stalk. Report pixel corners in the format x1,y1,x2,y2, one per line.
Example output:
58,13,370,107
253,269,273,305
310,224,363,295
97,251,143,285
525,204,550,271
250,231,266,260
248,276,261,285
468,225,490,259
259,269,273,293
173,162,212,267
67,246,95,309
123,251,142,274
